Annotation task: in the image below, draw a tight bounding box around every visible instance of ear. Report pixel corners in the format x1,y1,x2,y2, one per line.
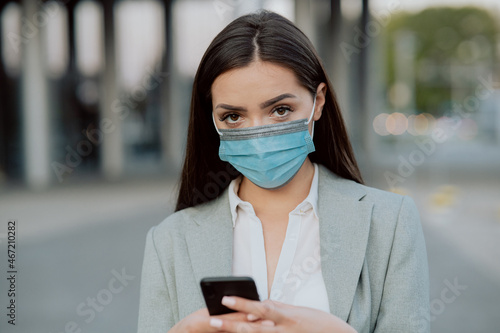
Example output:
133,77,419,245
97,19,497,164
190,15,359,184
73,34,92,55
313,83,327,121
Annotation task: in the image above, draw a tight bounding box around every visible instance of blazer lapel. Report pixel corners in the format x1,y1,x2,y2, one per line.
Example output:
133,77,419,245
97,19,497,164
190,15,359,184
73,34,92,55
317,165,373,321
184,190,234,286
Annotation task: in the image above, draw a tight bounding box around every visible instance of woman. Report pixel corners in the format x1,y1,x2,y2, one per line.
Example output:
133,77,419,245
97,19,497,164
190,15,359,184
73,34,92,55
138,10,430,333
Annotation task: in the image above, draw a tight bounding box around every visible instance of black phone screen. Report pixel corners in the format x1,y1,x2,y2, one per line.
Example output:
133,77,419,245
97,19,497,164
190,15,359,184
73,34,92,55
200,276,260,315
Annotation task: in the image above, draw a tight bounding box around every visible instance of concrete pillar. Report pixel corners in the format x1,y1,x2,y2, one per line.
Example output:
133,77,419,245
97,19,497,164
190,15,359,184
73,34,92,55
160,0,188,172
160,0,174,170
328,0,347,120
21,0,51,189
100,0,123,179
294,0,317,47
356,0,371,173
0,3,6,183
326,0,342,77
356,0,369,145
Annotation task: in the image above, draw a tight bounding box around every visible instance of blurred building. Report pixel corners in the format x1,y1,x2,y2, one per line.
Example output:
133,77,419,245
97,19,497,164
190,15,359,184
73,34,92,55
1,0,374,190
0,0,498,191
0,0,171,188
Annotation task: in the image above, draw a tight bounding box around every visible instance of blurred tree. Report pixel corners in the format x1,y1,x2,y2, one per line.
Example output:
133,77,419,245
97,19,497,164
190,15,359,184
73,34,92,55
384,7,498,116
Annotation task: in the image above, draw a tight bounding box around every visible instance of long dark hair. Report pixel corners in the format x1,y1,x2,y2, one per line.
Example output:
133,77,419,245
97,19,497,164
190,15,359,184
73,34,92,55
175,10,363,211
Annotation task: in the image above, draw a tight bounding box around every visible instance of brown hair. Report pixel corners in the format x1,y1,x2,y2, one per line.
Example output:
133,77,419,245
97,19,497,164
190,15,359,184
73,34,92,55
175,10,363,211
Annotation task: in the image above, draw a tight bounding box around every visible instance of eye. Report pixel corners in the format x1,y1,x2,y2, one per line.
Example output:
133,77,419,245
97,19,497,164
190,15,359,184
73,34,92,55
220,113,241,124
272,105,293,117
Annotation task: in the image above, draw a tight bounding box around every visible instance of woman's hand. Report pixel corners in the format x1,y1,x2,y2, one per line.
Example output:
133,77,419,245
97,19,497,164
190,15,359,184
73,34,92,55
168,307,273,333
208,296,358,333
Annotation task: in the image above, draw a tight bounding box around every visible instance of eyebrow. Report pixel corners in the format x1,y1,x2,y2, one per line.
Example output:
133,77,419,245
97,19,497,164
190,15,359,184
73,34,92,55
214,93,297,111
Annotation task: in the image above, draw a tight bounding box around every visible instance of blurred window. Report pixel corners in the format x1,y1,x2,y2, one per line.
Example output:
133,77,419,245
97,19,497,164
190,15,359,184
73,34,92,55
1,2,21,77
75,0,104,77
43,1,68,79
115,0,164,90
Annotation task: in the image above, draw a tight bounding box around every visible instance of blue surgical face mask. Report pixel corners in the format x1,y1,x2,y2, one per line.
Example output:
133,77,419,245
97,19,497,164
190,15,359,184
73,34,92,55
212,97,317,189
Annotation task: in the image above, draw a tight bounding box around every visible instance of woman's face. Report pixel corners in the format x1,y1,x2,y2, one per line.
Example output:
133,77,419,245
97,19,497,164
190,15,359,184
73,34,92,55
211,61,325,134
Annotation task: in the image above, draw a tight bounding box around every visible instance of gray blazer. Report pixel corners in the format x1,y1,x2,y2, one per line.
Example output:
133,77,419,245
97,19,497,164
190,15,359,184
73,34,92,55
138,164,430,333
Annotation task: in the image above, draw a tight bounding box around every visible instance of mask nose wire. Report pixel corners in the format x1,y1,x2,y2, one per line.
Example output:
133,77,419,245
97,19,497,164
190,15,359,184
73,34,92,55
212,112,223,136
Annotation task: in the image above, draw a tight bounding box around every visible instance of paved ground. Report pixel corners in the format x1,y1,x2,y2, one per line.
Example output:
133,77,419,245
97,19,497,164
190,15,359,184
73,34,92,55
0,177,177,333
0,169,499,333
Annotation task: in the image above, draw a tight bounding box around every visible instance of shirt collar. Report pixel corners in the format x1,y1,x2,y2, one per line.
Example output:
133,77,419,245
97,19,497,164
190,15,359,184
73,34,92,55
228,175,245,228
227,163,320,228
298,162,319,219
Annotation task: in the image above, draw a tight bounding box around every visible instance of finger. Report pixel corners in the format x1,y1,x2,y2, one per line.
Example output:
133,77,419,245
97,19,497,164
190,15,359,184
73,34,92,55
208,311,255,332
260,320,276,327
190,316,223,333
221,296,284,323
213,318,276,333
183,308,217,332
203,311,247,333
247,313,259,321
213,311,249,322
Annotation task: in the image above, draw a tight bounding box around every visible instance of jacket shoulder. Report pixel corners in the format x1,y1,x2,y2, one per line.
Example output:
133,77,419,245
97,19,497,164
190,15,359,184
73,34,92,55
361,184,406,209
354,183,422,250
318,163,410,213
360,183,420,223
151,193,227,240
320,164,418,225
153,209,189,236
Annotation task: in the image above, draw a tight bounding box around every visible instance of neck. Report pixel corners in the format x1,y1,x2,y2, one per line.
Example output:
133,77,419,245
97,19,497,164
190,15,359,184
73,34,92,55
238,158,315,217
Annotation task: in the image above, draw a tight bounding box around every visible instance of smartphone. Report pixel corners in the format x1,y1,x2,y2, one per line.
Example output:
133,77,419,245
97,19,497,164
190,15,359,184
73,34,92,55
200,276,260,315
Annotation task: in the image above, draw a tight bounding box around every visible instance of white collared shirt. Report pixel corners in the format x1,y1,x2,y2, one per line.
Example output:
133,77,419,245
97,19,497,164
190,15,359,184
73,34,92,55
229,163,330,313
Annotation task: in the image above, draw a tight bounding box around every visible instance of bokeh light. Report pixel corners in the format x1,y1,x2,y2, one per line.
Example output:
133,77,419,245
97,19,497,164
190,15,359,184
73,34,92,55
407,113,436,136
372,113,390,136
386,112,408,135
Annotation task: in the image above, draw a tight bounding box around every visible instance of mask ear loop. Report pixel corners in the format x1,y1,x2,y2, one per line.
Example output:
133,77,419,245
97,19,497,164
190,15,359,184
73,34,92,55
305,95,317,139
212,112,223,136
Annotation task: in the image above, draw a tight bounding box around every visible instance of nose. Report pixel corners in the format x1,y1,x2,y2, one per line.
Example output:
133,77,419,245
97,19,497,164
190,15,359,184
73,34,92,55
249,118,264,127
247,115,273,127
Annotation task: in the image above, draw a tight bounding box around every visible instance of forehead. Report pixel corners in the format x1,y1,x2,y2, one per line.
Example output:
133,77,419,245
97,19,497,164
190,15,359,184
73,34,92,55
211,61,305,104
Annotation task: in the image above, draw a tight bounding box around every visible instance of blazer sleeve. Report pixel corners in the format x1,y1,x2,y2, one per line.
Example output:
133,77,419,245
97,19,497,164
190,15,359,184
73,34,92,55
137,226,175,333
374,196,430,333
